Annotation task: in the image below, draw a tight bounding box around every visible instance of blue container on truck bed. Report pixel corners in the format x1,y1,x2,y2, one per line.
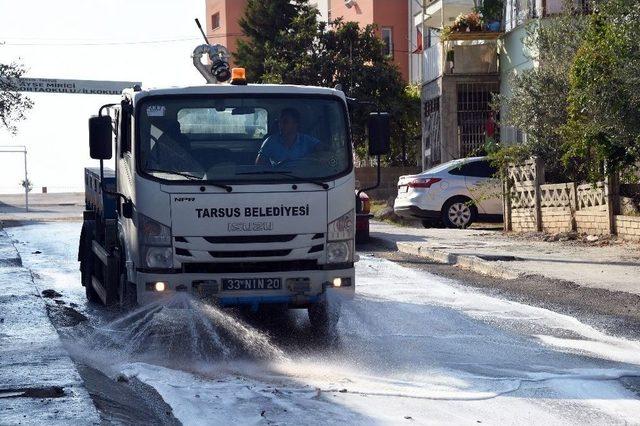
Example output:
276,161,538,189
84,167,117,220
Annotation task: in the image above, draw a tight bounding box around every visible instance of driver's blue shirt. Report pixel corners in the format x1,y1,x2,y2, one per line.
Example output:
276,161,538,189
258,133,320,166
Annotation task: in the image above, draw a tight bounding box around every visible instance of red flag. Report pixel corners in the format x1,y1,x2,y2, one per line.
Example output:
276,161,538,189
412,28,423,54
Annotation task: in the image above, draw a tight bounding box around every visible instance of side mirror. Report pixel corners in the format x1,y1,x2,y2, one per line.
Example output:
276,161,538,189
368,112,391,156
89,115,113,160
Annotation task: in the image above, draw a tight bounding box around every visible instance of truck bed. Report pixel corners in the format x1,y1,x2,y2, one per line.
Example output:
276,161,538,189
84,167,117,220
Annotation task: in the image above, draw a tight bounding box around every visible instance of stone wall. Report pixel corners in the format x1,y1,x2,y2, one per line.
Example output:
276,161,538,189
616,215,640,241
355,166,421,201
506,158,640,242
575,207,610,235
511,208,537,232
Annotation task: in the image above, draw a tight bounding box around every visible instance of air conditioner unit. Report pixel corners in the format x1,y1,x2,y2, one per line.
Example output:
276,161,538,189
344,0,356,8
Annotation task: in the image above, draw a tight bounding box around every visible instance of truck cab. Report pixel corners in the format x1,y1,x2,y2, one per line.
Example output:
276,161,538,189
79,80,389,332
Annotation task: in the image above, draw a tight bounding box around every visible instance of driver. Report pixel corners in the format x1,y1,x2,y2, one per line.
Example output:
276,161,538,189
255,108,320,166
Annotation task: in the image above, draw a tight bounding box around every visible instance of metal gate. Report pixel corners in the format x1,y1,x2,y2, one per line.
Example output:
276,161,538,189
456,82,499,157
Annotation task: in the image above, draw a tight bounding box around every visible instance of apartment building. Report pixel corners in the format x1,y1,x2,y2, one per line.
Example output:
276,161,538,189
204,0,417,82
330,0,411,82
419,0,501,168
418,0,584,169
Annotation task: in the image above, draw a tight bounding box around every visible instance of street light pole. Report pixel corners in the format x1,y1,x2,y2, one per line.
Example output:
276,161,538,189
23,148,29,212
0,145,29,212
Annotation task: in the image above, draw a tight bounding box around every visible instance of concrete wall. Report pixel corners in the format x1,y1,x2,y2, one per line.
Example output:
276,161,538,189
355,166,421,201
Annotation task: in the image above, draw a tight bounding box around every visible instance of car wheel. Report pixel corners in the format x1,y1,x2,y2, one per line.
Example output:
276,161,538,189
442,197,476,229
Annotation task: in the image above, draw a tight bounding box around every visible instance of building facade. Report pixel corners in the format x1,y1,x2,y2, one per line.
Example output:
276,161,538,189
330,0,410,82
418,0,584,170
205,0,248,67
205,0,414,82
419,0,501,169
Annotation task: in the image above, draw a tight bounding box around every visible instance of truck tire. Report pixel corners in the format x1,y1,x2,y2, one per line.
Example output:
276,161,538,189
119,270,137,309
79,222,101,304
115,246,137,309
308,299,341,337
355,227,370,244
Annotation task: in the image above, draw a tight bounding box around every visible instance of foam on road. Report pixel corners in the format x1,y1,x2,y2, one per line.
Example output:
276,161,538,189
8,222,640,425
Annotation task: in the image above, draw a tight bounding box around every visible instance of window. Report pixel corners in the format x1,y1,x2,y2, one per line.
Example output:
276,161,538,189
211,12,220,30
448,160,497,178
381,27,393,58
177,108,268,138
137,96,351,183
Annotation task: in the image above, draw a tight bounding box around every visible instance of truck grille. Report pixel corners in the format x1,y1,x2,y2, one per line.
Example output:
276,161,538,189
203,234,297,244
182,260,320,274
208,249,291,258
174,233,325,262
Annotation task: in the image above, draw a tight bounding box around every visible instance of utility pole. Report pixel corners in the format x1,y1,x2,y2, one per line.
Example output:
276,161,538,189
0,145,29,212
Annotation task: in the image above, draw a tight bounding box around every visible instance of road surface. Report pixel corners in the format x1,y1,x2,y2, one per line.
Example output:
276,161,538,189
6,222,640,425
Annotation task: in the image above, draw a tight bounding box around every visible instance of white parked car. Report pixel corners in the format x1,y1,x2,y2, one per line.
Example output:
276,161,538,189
394,157,503,228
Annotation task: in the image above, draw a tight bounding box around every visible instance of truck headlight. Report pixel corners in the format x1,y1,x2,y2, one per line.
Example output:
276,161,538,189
145,247,173,268
327,240,353,263
138,213,172,268
328,210,354,241
139,214,171,246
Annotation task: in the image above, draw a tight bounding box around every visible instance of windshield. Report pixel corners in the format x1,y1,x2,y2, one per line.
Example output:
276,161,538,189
136,96,351,183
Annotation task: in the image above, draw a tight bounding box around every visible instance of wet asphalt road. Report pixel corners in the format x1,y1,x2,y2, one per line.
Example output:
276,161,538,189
7,221,640,425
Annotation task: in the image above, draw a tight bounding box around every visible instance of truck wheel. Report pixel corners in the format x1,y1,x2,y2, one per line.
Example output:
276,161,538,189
119,270,137,309
355,227,370,244
308,299,341,337
79,221,101,304
116,246,137,309
81,256,101,304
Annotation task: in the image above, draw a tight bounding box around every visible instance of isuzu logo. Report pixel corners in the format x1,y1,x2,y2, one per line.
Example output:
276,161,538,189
228,222,273,232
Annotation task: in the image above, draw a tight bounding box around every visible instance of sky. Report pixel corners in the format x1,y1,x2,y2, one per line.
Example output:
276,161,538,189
0,0,207,193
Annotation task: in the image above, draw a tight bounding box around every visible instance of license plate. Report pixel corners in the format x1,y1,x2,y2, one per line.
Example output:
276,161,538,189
222,278,282,291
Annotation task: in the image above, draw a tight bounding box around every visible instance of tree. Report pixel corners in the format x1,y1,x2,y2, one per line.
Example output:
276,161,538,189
491,11,587,182
235,2,415,164
0,52,33,134
563,0,640,182
234,0,319,83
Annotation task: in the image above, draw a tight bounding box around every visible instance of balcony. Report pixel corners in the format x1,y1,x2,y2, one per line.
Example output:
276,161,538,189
423,35,500,83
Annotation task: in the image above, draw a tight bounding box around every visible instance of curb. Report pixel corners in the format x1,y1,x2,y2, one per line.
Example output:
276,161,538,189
395,241,524,280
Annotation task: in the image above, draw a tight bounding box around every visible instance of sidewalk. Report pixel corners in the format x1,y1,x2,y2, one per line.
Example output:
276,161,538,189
0,193,84,226
371,221,640,296
0,228,100,424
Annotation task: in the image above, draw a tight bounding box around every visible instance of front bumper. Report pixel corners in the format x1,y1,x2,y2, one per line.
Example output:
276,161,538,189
135,267,355,307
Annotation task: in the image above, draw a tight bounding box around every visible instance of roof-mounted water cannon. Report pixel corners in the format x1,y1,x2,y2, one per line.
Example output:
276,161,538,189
193,18,231,84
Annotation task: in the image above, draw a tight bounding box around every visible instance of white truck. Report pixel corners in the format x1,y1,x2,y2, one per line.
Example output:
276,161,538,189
78,43,390,332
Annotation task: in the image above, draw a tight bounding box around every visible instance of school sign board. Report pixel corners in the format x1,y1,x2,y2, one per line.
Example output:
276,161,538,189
2,77,141,95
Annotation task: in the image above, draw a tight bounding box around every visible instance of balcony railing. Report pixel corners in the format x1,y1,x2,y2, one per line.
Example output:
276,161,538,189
423,36,500,83
423,44,443,83
504,0,593,32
